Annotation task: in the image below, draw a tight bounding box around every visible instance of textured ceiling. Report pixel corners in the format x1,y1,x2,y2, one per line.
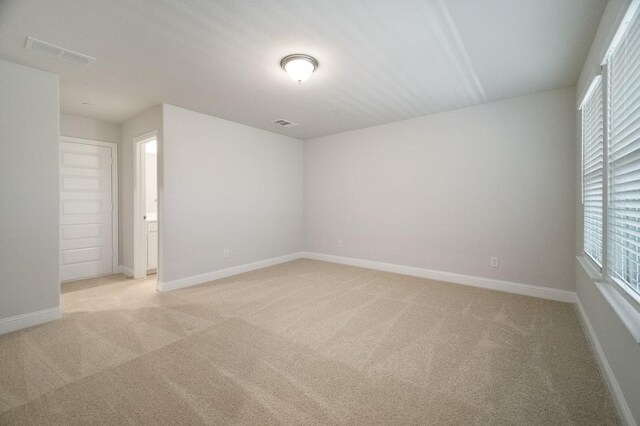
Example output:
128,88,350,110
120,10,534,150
0,0,606,139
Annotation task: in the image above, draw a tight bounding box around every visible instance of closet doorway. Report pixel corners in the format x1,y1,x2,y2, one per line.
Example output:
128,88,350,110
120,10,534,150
59,137,118,282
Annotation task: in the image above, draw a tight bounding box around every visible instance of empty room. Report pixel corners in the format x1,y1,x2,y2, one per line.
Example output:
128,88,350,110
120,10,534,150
1,0,640,424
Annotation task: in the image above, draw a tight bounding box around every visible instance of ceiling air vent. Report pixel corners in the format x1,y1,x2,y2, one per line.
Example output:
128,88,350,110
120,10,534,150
25,36,95,66
272,119,299,128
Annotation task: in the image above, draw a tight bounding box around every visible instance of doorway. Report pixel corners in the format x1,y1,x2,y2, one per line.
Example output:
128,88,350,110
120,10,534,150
59,137,118,282
133,132,159,280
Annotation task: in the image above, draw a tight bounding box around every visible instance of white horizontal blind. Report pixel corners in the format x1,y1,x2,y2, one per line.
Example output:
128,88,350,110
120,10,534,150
582,78,604,265
608,8,640,298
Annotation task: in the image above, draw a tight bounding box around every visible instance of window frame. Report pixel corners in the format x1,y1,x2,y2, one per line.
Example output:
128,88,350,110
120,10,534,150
580,75,604,270
580,0,640,313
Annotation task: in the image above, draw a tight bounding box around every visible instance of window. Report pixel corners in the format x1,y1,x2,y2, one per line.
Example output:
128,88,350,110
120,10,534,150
581,1,640,302
581,77,604,266
607,8,640,299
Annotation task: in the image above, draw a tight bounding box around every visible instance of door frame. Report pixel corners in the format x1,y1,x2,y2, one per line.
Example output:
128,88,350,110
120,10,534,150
59,136,119,278
133,131,158,279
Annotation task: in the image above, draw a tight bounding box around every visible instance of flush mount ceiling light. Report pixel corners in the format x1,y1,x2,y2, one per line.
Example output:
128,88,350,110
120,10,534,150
280,54,318,84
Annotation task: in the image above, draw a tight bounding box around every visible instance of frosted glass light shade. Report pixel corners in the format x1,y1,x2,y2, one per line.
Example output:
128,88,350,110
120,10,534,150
281,54,318,84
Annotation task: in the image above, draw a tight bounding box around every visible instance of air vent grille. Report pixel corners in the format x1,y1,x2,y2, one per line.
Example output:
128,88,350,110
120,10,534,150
272,119,299,128
25,36,95,66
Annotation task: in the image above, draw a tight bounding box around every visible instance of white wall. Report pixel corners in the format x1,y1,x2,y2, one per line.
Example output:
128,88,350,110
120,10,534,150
60,113,121,144
576,1,640,424
120,105,163,270
305,87,576,291
161,104,304,284
0,59,60,322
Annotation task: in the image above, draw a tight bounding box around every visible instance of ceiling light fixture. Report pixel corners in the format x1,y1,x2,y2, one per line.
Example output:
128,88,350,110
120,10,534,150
280,54,318,84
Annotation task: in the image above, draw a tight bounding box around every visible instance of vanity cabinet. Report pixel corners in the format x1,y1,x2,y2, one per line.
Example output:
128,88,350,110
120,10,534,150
147,220,158,271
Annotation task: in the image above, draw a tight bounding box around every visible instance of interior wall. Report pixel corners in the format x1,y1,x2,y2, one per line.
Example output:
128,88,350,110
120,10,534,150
576,1,640,424
60,113,121,144
576,264,640,422
0,59,60,320
161,104,304,283
305,87,577,291
120,105,163,271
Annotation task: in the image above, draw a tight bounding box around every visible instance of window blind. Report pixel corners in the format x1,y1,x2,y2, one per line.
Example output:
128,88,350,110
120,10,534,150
582,78,604,266
608,8,640,298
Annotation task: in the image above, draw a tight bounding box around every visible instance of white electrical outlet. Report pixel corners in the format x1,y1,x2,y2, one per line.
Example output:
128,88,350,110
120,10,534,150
338,240,342,248
490,257,499,268
224,248,229,258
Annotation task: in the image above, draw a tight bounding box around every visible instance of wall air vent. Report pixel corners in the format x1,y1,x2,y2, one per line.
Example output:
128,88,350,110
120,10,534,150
25,36,95,66
272,119,299,128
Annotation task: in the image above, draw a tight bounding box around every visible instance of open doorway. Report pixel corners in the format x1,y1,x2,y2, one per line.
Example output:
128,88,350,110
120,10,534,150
133,132,159,281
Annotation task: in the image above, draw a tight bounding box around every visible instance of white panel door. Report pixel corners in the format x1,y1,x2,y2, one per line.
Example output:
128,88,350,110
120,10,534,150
60,141,114,281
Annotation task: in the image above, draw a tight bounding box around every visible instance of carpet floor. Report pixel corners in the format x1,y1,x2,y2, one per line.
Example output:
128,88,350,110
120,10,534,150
0,259,619,425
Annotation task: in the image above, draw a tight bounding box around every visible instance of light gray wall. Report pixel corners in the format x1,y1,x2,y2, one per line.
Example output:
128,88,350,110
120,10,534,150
120,105,163,270
576,265,640,423
305,87,577,291
576,1,640,424
161,104,304,283
60,113,121,144
0,59,59,319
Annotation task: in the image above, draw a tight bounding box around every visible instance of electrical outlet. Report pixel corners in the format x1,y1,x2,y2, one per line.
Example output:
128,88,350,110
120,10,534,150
338,240,342,248
224,248,229,258
490,257,499,268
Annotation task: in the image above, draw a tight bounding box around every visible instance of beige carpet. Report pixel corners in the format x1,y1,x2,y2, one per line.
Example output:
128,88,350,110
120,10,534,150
0,259,619,425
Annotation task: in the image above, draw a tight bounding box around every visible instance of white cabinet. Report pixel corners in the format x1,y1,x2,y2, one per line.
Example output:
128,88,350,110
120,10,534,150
147,220,158,271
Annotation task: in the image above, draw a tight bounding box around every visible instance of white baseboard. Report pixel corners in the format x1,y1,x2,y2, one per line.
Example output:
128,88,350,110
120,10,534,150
156,250,576,303
0,306,61,336
158,252,305,292
303,252,577,303
575,298,637,426
118,265,134,277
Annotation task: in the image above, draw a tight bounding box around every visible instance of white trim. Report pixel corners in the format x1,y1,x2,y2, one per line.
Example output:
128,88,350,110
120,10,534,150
303,252,577,303
133,131,158,279
159,251,576,302
607,274,640,310
602,0,640,65
578,255,604,282
118,264,134,277
579,255,640,344
596,281,640,344
158,252,305,292
59,136,119,276
601,62,610,281
575,298,637,426
0,307,61,336
59,135,117,149
579,75,602,110
582,250,603,273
